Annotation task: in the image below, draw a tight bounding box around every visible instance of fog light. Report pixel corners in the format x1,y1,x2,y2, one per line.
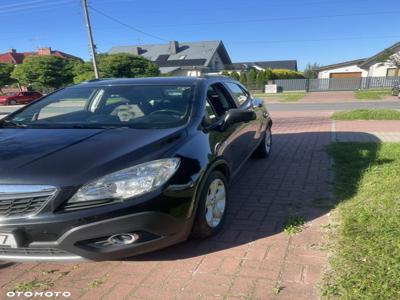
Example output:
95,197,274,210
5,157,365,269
107,233,139,245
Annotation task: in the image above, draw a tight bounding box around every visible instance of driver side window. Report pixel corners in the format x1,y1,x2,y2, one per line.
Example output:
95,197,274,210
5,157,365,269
205,83,235,124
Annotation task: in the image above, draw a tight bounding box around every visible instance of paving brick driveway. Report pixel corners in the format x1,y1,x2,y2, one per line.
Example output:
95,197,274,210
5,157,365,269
0,111,333,300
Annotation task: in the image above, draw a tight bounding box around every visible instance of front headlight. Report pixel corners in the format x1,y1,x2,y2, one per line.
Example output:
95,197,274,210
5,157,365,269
68,158,180,203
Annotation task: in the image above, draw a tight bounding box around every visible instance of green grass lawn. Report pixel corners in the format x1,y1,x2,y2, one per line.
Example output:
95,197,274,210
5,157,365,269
332,109,400,120
324,143,400,299
254,92,306,102
355,89,392,100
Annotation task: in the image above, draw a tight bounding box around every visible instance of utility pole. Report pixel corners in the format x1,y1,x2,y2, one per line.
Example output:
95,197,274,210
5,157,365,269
81,0,99,79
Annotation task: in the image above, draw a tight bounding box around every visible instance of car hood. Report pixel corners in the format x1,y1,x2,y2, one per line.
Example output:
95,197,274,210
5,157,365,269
0,127,186,186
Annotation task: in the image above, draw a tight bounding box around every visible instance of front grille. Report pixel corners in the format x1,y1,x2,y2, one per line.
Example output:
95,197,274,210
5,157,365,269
0,246,70,256
0,185,56,218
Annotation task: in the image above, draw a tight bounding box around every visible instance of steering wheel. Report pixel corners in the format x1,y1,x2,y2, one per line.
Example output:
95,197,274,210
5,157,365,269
149,109,182,117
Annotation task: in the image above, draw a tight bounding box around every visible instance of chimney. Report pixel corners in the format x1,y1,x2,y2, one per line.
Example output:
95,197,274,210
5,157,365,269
37,47,51,56
169,41,179,54
8,48,16,53
132,47,141,56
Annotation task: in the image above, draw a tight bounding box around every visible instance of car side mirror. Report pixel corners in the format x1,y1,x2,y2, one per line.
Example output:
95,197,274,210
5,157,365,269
222,109,256,130
252,98,263,108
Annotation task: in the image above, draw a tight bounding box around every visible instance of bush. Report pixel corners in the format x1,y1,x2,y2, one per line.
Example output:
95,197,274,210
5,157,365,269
271,69,304,79
221,71,230,76
230,71,240,81
256,71,267,89
239,72,247,85
239,68,304,91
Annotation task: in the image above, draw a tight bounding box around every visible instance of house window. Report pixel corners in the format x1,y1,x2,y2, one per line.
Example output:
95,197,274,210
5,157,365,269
387,68,400,77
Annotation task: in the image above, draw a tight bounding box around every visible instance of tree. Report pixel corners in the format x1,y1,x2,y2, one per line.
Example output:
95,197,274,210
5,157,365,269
97,53,159,78
264,68,273,82
72,53,161,83
0,63,15,93
221,71,230,76
230,70,240,81
303,63,320,79
11,56,75,92
247,69,257,85
256,71,267,89
72,61,95,83
239,72,247,85
376,49,400,76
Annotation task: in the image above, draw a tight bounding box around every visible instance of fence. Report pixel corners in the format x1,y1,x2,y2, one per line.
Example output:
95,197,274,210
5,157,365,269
272,76,400,92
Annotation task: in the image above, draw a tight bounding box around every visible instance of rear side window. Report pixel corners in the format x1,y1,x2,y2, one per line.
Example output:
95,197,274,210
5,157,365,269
225,82,249,105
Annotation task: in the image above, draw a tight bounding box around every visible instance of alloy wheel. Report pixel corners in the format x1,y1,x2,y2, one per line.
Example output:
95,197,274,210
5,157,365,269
205,178,226,228
265,129,272,154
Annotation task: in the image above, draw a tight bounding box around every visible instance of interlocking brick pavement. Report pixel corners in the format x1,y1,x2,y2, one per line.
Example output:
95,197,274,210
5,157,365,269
0,111,334,300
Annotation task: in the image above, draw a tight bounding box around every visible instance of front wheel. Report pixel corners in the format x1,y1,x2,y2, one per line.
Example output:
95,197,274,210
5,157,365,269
8,100,17,105
252,127,272,158
191,171,228,239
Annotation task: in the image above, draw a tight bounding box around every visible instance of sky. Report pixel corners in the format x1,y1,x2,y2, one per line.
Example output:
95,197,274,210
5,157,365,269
1,0,399,70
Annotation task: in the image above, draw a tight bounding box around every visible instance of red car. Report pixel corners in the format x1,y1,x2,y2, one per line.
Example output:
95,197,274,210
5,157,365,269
0,91,42,105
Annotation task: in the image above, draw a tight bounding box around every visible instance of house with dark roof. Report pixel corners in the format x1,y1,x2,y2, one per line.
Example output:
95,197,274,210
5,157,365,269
109,40,232,76
0,47,83,65
229,60,298,72
318,42,400,79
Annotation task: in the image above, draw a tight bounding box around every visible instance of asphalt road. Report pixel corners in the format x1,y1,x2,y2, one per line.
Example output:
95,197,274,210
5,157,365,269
0,101,399,117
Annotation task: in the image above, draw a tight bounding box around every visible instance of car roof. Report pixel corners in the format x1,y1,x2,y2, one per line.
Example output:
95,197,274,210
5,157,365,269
70,76,232,88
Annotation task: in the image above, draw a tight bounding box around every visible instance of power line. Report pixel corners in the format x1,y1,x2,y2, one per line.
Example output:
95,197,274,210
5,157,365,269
226,35,400,45
97,0,375,15
87,5,168,42
147,10,400,28
0,0,76,15
0,0,47,10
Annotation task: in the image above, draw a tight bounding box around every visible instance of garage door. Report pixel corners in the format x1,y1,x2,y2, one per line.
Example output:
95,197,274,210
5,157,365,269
329,72,362,90
330,72,362,78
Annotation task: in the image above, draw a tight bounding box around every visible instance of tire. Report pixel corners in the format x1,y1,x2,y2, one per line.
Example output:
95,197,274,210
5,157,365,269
8,100,17,105
191,171,228,239
252,127,272,158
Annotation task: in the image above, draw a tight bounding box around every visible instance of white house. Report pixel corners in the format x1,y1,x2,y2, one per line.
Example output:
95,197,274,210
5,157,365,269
318,42,400,79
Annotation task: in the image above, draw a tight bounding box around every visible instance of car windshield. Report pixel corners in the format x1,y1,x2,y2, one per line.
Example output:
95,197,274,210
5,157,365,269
3,85,194,129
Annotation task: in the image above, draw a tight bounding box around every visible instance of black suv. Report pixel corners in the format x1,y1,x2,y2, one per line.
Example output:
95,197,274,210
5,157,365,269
0,76,272,261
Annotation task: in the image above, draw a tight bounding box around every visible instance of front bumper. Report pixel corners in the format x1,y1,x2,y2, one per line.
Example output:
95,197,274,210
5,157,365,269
0,211,190,262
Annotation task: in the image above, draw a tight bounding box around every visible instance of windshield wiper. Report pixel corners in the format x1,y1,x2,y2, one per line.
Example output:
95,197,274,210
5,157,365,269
71,124,119,129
